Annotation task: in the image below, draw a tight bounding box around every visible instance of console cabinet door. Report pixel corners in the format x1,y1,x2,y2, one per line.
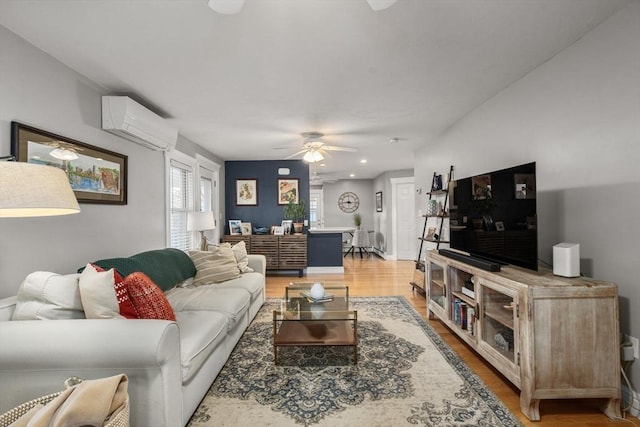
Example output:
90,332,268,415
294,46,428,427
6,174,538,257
477,279,520,387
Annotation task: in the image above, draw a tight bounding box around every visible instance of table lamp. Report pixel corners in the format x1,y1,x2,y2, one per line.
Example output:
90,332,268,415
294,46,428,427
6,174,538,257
187,211,216,251
0,161,80,217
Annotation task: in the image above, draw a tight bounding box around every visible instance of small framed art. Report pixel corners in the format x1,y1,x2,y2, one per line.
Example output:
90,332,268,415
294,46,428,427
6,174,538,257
375,191,383,212
236,178,258,205
228,219,242,235
240,222,252,235
495,221,505,231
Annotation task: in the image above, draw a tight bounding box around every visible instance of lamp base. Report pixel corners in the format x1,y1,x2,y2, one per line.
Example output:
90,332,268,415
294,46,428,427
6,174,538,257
199,232,208,251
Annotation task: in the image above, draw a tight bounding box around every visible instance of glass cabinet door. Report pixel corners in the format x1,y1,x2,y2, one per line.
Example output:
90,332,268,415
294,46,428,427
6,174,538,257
428,261,446,311
479,283,516,363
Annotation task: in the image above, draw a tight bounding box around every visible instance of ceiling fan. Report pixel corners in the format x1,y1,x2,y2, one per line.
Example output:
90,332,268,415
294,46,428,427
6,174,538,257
207,0,398,15
274,132,357,163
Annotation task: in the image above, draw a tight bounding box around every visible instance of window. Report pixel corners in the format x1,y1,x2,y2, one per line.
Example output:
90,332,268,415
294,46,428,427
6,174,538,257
169,159,194,251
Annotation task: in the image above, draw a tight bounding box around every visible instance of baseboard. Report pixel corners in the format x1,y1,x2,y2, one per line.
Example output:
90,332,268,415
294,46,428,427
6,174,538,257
306,266,345,274
623,383,640,418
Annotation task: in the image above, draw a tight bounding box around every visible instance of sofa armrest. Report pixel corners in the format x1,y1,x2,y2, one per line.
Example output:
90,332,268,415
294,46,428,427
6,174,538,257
0,319,182,426
247,254,266,276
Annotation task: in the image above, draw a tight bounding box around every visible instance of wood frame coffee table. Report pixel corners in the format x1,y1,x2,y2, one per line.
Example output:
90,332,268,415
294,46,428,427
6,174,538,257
273,283,358,364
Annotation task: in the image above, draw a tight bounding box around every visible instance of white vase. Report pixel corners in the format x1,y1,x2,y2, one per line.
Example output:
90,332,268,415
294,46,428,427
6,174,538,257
310,283,325,300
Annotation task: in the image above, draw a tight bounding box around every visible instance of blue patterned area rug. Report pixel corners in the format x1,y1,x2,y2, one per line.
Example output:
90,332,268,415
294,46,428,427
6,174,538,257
188,297,522,427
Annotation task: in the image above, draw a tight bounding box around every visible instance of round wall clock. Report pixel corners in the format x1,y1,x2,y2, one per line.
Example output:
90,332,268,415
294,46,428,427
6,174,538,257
338,192,359,213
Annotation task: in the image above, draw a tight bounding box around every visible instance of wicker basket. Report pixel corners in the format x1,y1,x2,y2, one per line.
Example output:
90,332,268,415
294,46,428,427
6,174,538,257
0,378,129,427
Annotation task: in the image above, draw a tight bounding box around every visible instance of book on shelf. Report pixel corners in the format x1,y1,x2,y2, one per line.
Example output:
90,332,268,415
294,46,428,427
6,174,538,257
462,280,475,298
300,291,334,303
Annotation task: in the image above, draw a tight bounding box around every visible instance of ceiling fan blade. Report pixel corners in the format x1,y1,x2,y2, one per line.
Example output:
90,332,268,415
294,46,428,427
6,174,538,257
323,145,358,152
207,0,245,15
365,0,398,11
283,149,307,160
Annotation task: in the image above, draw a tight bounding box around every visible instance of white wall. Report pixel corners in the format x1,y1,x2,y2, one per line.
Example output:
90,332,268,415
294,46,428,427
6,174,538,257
415,1,640,396
322,180,374,230
373,169,414,255
0,25,222,297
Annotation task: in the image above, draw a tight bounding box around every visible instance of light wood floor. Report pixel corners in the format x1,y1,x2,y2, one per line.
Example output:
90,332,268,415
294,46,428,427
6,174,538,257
265,255,639,427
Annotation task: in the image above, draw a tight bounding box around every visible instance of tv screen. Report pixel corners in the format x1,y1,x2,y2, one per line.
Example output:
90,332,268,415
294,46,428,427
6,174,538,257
448,162,537,271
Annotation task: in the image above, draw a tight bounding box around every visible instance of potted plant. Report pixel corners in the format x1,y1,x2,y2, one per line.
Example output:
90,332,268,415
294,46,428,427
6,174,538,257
353,212,362,230
283,199,306,234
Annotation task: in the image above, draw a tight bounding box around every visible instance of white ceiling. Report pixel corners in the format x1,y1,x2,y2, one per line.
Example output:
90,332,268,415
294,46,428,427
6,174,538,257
0,0,629,182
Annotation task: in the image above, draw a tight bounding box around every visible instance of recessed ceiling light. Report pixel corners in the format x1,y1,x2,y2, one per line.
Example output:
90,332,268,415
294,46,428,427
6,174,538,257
360,159,367,164
349,173,355,178
320,163,326,167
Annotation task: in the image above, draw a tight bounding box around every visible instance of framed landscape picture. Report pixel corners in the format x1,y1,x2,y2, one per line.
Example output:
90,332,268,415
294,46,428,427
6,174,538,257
11,121,127,204
228,219,242,235
236,178,258,205
278,178,299,205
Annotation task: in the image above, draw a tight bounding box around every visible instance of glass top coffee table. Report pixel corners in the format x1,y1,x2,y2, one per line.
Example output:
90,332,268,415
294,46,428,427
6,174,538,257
273,282,358,364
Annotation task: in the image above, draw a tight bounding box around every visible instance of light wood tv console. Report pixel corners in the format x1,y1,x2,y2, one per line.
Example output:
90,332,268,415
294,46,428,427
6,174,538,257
426,250,621,421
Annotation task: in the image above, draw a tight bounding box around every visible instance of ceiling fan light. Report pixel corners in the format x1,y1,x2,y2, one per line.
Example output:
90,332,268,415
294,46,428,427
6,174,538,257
207,0,245,15
303,150,324,163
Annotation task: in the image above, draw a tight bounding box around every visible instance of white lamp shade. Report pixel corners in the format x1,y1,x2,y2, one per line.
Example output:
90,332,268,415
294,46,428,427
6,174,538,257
0,162,80,217
187,211,216,231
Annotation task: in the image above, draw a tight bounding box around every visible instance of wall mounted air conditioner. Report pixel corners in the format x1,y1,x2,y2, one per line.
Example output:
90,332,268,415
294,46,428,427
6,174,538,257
102,96,178,151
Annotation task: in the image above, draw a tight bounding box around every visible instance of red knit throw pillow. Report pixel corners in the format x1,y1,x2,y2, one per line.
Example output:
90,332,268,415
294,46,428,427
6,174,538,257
124,272,176,321
91,263,139,319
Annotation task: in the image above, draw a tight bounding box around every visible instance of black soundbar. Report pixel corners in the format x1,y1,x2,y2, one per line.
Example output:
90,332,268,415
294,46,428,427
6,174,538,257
438,249,501,272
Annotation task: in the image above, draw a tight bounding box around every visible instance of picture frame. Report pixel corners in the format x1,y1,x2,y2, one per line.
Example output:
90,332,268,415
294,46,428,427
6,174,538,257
236,178,258,206
514,173,536,199
375,191,383,212
240,222,252,235
11,121,127,204
281,220,293,234
483,215,495,230
425,226,437,240
278,178,299,205
228,219,242,235
472,174,491,199
273,226,285,236
495,221,505,231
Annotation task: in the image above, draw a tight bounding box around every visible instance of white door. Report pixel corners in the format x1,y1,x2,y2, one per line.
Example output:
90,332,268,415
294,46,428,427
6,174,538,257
309,189,323,228
396,182,415,260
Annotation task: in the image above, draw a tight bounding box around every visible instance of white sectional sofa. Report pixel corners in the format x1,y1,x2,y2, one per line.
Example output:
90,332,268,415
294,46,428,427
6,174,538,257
0,248,266,426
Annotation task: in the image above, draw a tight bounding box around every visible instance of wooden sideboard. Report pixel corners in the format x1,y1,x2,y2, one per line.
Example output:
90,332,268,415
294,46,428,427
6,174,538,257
222,234,307,276
426,249,621,421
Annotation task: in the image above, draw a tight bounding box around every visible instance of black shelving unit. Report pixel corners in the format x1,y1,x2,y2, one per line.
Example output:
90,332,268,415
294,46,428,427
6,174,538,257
411,165,454,295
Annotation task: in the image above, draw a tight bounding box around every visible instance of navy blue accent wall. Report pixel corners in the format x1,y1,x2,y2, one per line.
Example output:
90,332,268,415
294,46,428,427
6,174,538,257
224,160,310,234
308,233,344,267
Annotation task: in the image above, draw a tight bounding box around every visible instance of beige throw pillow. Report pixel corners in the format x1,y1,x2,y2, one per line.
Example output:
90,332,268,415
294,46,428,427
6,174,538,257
231,241,254,273
189,247,240,284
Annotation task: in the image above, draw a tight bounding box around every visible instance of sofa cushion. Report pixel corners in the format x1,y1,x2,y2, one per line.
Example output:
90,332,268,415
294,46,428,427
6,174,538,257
211,272,263,301
11,272,85,320
87,248,196,292
189,248,240,284
79,264,124,319
175,310,228,382
165,287,250,331
124,272,176,321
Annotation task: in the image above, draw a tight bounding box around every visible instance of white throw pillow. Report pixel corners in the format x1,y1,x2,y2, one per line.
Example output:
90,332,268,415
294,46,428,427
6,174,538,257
78,263,124,319
11,272,85,320
231,241,254,273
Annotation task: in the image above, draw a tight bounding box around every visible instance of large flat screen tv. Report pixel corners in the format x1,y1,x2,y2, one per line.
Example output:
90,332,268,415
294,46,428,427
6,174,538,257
448,162,537,271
